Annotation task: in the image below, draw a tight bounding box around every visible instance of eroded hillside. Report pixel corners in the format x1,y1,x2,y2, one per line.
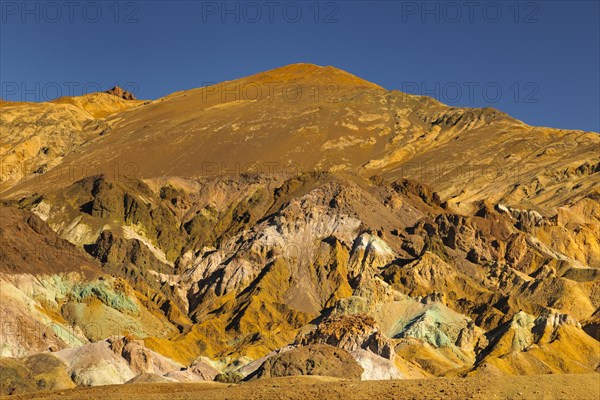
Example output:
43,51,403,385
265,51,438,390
0,64,598,395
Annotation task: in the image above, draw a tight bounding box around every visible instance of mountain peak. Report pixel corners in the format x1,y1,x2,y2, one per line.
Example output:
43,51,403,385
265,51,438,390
242,63,384,90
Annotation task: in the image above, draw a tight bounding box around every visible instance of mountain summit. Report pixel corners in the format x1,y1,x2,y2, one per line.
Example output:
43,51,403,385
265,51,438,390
232,63,384,89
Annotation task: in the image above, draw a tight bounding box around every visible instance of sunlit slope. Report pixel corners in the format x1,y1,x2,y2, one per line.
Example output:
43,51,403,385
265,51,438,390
2,63,598,215
0,92,145,190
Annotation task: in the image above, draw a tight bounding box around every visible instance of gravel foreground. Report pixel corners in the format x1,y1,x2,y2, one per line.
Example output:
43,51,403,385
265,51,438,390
4,374,599,400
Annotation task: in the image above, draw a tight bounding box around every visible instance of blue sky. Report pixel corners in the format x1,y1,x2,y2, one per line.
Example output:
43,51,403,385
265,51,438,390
1,0,598,131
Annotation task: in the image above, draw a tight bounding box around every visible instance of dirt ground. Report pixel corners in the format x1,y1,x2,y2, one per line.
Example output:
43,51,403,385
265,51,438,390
4,374,599,400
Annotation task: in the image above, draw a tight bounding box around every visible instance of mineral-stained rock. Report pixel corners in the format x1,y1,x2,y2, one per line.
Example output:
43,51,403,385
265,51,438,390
350,349,403,380
54,340,137,386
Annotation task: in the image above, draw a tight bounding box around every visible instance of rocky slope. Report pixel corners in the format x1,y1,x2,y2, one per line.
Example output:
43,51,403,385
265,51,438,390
0,64,598,395
0,88,145,189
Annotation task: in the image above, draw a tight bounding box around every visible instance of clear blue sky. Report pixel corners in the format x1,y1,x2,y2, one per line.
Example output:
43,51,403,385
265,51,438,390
1,0,598,131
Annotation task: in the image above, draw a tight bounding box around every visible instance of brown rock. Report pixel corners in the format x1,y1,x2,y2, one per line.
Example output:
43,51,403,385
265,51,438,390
104,86,137,100
253,344,363,380
298,314,394,360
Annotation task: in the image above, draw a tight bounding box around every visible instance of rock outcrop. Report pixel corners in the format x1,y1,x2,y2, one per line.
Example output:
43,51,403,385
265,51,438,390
251,344,363,380
298,314,394,360
104,86,137,100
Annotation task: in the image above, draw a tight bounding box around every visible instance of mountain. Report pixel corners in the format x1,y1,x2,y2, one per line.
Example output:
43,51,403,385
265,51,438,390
0,64,598,395
2,64,597,213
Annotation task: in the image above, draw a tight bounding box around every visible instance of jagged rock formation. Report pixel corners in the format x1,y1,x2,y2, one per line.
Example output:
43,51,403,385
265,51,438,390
297,314,394,360
104,86,137,100
0,64,598,395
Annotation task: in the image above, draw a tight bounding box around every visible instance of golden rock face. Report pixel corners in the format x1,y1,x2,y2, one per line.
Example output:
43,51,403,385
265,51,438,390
0,64,598,393
0,92,144,189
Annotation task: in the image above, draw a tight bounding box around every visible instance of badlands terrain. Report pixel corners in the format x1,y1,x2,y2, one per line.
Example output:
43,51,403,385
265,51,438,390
0,64,598,398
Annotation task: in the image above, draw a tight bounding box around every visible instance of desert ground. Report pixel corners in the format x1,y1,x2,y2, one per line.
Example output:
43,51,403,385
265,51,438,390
4,374,599,400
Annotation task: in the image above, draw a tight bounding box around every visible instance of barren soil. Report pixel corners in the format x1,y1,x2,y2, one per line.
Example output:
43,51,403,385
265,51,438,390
5,374,599,400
